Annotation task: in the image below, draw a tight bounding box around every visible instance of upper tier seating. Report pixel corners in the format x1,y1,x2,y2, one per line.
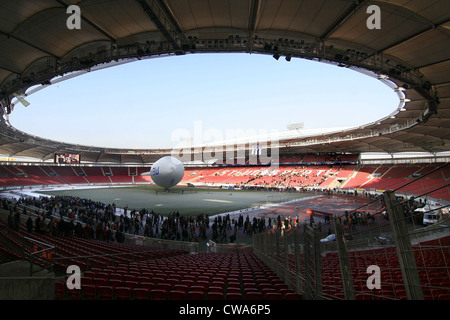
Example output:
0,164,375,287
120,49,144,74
0,161,448,200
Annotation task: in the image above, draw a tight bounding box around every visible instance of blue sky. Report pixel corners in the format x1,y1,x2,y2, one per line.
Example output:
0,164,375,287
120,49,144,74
9,53,398,149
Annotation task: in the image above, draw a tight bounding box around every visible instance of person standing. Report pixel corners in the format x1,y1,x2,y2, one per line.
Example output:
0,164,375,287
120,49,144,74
26,216,33,233
14,210,20,231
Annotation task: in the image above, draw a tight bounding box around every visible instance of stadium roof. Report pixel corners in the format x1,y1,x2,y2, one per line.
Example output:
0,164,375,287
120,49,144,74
0,0,449,164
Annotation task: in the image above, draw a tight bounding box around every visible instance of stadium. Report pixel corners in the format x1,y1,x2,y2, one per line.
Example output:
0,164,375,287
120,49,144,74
0,0,449,308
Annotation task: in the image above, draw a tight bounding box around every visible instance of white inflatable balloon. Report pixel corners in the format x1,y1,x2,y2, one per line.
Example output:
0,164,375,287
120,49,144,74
148,156,184,189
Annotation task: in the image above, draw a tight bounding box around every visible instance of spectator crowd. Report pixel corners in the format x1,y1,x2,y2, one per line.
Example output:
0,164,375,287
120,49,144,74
1,195,284,245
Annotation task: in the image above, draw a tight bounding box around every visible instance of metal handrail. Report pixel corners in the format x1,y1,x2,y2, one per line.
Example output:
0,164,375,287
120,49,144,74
23,236,55,276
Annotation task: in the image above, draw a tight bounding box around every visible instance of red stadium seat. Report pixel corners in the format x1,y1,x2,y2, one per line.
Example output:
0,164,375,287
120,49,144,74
173,284,189,293
170,290,187,300
356,293,372,300
188,291,205,300
139,282,154,290
98,286,114,300
81,277,94,285
156,283,172,292
70,289,81,300
190,285,206,293
109,279,123,289
246,291,263,300
150,289,168,300
82,284,97,300
116,287,132,300
93,278,108,286
226,287,241,294
284,293,302,300
96,272,109,280
208,286,224,293
124,281,139,289
207,292,225,300
133,288,150,300
226,292,242,300
55,281,66,299
265,292,283,300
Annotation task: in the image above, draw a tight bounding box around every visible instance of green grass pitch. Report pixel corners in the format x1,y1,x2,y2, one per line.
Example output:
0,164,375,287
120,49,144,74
37,185,312,216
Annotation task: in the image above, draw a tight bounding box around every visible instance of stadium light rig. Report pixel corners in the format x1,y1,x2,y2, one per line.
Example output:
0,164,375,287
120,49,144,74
12,93,30,107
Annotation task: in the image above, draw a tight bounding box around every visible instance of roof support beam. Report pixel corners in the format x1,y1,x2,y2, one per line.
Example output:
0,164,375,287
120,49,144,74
320,0,367,41
158,0,183,34
247,0,261,53
0,65,21,74
377,19,449,54
248,0,261,32
431,80,450,86
377,27,432,54
135,0,182,52
416,58,450,70
56,0,117,42
0,31,57,58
